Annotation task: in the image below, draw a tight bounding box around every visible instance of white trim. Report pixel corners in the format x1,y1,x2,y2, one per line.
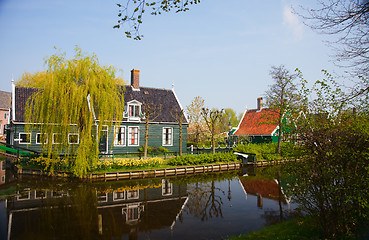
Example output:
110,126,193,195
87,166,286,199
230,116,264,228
113,191,126,201
172,88,189,123
68,133,79,144
18,132,31,144
114,126,126,146
234,108,248,134
161,179,173,196
35,133,48,144
126,190,139,199
162,127,173,146
271,126,279,136
127,126,139,146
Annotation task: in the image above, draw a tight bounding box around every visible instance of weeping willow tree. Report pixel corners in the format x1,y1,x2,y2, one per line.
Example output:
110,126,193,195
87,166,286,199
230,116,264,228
21,48,125,177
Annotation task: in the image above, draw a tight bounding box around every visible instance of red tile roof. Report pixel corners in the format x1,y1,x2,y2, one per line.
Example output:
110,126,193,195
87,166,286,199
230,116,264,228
234,108,279,136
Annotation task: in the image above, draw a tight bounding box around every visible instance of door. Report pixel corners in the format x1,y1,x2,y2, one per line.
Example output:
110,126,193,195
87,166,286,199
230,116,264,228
99,126,108,154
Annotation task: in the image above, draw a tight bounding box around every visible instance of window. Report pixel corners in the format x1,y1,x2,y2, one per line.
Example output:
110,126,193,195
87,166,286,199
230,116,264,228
127,190,139,199
53,133,62,144
126,101,142,121
113,191,125,201
19,133,31,144
162,179,173,196
162,127,173,146
114,126,126,146
128,127,139,146
4,113,8,120
36,133,48,144
68,133,79,144
129,105,140,117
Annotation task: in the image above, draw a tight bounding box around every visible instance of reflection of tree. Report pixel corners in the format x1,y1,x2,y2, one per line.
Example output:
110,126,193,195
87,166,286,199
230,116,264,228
185,180,225,221
37,183,99,239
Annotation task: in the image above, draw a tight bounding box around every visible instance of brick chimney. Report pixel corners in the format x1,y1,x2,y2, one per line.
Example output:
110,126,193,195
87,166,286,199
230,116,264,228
257,97,263,111
131,69,140,89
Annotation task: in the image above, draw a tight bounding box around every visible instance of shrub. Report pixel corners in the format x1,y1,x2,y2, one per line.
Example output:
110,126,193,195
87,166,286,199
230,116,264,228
168,152,238,166
138,146,169,153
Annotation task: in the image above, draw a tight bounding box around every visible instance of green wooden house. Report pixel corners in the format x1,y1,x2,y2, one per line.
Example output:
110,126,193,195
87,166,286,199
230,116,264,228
7,69,188,155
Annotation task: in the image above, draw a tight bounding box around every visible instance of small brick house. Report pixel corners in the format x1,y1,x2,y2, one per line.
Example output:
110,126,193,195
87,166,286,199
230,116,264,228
7,69,188,155
0,91,11,142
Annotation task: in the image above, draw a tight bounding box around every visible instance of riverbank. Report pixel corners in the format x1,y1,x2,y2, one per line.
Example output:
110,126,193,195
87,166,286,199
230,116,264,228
227,216,321,240
15,162,241,180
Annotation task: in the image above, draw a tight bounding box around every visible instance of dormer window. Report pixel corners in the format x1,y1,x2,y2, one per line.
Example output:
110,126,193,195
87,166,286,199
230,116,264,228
129,105,140,118
125,100,142,121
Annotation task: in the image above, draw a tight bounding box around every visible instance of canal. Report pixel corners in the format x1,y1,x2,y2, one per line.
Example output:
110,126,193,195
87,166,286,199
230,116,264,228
0,161,297,240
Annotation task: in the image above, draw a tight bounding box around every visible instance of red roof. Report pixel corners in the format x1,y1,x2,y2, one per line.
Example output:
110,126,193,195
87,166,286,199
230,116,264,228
234,108,279,136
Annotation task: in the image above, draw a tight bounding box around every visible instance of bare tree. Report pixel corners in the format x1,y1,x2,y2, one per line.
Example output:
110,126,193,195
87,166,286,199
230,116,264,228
140,102,161,159
114,0,200,40
265,65,300,154
298,0,369,74
170,109,186,156
201,108,223,154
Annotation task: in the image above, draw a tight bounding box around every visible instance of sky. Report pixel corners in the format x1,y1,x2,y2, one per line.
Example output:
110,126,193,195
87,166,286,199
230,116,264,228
0,0,341,115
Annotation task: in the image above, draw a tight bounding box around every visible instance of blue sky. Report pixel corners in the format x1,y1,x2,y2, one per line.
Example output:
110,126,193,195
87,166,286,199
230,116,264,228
0,0,340,115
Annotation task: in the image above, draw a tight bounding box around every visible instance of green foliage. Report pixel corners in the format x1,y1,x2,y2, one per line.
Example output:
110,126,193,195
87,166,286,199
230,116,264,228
115,0,201,40
138,146,168,153
168,152,238,166
284,70,369,238
233,142,305,161
21,47,125,177
227,216,321,240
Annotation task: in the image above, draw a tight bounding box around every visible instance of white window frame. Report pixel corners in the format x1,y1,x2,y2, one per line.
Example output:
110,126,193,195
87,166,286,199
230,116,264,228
19,132,31,144
68,133,79,144
126,100,142,122
113,191,126,201
128,126,139,146
53,133,62,144
36,133,48,144
127,190,139,199
114,126,126,146
162,127,173,146
162,179,173,196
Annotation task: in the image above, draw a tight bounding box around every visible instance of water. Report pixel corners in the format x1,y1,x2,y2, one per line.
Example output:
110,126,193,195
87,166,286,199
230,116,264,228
0,161,297,240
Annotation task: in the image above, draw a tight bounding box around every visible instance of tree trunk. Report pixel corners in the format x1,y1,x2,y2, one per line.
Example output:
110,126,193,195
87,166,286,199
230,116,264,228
179,125,183,156
144,122,149,159
277,124,282,154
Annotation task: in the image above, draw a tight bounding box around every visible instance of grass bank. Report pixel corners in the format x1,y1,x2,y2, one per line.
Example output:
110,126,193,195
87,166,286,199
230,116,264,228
227,216,321,240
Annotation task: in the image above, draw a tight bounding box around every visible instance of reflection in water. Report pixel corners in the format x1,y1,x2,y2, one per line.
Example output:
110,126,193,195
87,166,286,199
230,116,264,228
1,166,297,240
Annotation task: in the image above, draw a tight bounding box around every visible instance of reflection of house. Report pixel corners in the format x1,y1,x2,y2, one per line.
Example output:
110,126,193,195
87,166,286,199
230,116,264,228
239,177,287,208
0,160,5,184
0,90,11,141
7,69,188,154
5,179,188,239
233,97,294,143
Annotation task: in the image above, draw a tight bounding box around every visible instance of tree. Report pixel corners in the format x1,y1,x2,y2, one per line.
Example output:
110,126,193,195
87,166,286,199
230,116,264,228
298,0,369,74
201,108,223,154
264,65,300,154
170,108,186,156
140,102,162,159
217,108,239,133
114,0,200,40
186,96,206,145
284,70,369,238
21,48,125,177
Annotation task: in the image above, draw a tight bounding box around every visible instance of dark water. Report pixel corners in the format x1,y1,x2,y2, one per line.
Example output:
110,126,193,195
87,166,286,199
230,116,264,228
0,161,297,240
